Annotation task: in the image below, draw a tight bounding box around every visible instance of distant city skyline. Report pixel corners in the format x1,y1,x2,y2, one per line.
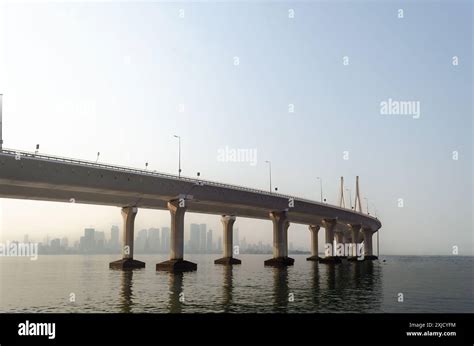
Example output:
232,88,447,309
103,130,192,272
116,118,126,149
11,222,304,255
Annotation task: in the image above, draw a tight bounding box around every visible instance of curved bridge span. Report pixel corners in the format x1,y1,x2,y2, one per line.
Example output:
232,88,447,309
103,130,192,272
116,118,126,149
0,149,381,271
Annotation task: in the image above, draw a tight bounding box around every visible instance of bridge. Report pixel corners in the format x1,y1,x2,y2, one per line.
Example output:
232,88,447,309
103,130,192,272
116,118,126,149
0,147,381,271
0,95,380,272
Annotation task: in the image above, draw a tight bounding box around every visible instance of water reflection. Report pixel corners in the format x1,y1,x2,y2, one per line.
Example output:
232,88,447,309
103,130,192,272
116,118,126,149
168,272,184,313
310,262,320,309
221,266,234,312
119,270,134,313
273,267,289,312
115,257,383,314
306,260,383,312
325,263,337,290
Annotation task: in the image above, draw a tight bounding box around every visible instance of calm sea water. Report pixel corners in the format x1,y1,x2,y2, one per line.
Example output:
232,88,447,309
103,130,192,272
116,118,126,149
0,255,472,313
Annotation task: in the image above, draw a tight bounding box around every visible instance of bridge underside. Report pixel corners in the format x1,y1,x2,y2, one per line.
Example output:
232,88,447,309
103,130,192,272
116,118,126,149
0,151,381,232
0,181,342,231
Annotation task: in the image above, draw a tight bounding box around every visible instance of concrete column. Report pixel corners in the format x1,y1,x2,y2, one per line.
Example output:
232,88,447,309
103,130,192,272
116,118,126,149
342,232,350,245
109,206,145,269
363,227,378,260
348,224,362,260
122,206,137,259
319,218,341,263
335,232,345,257
306,225,320,261
342,232,350,258
215,215,241,265
156,201,197,272
264,211,294,267
168,201,186,260
282,220,290,257
335,232,344,245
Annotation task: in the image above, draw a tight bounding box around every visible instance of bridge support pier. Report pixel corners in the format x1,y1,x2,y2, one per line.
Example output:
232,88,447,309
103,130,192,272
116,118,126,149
319,219,341,264
335,232,346,258
156,201,197,272
215,215,241,265
109,206,145,270
363,228,377,260
306,225,320,261
348,224,362,261
264,211,294,267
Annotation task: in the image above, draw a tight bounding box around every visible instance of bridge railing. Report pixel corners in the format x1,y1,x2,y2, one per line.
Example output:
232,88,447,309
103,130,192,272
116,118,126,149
0,148,379,222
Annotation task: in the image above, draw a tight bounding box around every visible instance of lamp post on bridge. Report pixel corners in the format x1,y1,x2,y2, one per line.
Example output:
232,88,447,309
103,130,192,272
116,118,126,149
265,160,272,193
173,135,181,178
316,177,323,202
364,197,369,214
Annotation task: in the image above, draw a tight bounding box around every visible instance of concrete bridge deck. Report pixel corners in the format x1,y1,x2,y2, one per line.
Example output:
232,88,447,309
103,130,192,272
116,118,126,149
0,148,381,271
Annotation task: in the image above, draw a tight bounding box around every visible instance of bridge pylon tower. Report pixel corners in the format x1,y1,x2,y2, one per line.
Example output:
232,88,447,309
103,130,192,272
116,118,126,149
354,176,363,212
338,176,345,208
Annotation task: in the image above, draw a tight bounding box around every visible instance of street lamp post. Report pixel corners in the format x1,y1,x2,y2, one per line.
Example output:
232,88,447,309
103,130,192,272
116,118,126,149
265,160,272,193
173,135,181,178
316,177,323,202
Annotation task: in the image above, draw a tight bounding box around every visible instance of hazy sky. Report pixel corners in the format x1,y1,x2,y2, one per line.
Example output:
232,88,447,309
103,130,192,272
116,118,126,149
0,0,472,255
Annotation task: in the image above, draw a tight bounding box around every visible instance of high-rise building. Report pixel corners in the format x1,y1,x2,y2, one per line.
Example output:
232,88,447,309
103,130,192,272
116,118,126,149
61,237,69,249
136,229,148,253
23,234,29,243
50,238,61,253
95,231,105,251
233,228,240,247
161,227,170,253
110,225,119,250
148,228,160,253
206,229,213,253
190,224,200,253
199,224,207,253
83,228,95,252
217,236,222,252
